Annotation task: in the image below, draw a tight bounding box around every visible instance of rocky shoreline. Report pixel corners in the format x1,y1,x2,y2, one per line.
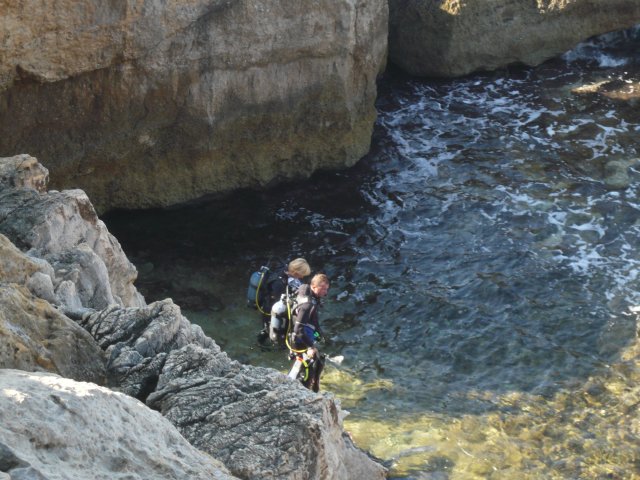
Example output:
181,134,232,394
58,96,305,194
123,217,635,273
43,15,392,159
2,3,640,478
0,155,386,479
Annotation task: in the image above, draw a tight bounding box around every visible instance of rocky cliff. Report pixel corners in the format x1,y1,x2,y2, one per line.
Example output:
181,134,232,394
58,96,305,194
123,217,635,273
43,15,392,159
0,0,388,213
388,0,640,77
0,154,387,479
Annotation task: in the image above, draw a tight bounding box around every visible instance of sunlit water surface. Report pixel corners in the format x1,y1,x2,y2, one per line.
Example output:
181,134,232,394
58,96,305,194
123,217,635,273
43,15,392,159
105,29,640,479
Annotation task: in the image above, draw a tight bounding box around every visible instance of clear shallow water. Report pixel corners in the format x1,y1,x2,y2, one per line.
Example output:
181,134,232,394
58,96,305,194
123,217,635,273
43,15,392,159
105,28,640,479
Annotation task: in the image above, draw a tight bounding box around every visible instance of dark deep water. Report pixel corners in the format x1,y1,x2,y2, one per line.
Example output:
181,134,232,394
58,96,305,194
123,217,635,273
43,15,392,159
105,29,640,479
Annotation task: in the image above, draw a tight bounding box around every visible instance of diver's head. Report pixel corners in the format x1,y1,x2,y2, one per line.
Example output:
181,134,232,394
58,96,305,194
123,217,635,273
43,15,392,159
287,258,311,279
310,273,330,298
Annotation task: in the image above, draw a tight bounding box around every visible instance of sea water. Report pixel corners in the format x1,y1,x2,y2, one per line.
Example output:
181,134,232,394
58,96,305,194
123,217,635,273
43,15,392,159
105,27,640,479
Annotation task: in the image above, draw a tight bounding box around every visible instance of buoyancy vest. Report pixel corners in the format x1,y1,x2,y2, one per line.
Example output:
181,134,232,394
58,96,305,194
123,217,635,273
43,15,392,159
289,284,322,349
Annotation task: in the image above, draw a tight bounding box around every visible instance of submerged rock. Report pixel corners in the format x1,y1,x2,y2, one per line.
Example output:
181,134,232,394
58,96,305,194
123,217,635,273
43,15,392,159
572,79,640,102
0,369,237,480
388,0,640,77
0,1,388,213
604,159,633,190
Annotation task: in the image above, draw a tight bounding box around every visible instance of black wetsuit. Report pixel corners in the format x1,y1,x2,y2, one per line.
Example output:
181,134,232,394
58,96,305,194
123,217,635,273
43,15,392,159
290,284,325,392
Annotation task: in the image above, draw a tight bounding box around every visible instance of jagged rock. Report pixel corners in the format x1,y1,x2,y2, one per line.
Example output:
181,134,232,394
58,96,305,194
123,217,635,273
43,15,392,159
0,232,105,382
46,243,117,310
0,369,238,480
0,283,105,384
0,155,145,309
82,300,386,479
0,1,388,213
0,233,52,289
149,345,387,480
80,299,214,398
389,0,640,77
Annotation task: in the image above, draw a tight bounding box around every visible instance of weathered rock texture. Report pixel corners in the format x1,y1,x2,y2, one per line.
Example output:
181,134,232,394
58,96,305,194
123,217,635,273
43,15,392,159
0,152,143,382
0,0,388,213
81,299,215,399
0,369,237,480
388,0,640,77
0,156,145,310
80,304,386,480
0,268,106,383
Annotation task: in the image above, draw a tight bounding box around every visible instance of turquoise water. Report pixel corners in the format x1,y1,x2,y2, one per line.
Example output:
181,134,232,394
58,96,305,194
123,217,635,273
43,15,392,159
105,29,640,479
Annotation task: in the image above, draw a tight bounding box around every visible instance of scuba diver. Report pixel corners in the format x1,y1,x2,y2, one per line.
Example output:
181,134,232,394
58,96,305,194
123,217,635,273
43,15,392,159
287,273,330,392
249,258,311,345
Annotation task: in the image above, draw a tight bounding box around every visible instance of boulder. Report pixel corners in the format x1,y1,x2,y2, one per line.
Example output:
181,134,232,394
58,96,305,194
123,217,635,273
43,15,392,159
0,369,237,480
388,0,640,77
80,298,214,398
148,345,387,480
0,0,388,213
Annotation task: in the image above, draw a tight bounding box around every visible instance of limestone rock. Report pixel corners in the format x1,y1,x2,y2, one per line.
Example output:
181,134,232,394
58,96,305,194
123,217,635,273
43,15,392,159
0,232,105,382
0,283,105,384
0,156,145,309
0,1,388,213
389,0,640,77
0,233,52,289
0,369,237,480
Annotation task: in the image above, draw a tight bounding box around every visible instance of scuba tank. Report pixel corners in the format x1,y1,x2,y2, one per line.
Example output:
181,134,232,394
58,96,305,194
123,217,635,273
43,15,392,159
247,266,270,310
269,295,288,343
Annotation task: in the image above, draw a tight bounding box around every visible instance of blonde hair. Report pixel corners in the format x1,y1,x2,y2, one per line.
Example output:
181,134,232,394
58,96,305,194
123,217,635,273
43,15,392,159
310,273,330,287
288,258,311,277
